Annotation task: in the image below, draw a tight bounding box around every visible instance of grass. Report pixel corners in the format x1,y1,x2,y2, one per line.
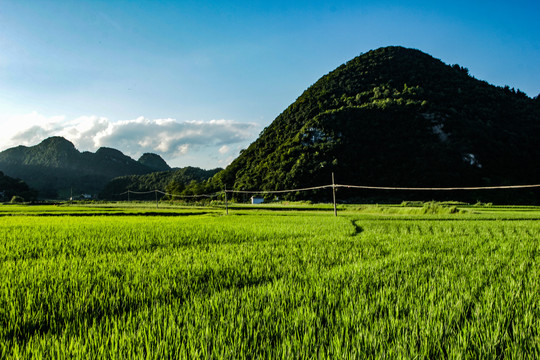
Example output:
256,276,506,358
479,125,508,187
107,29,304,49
1,203,539,358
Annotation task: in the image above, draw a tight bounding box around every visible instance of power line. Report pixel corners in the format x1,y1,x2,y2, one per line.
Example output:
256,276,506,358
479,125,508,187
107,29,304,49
118,190,155,195
116,190,221,198
116,182,540,200
225,185,331,195
336,184,540,191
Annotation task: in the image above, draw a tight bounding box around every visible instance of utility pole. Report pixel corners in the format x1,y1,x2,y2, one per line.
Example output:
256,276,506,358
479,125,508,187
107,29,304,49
332,172,337,217
224,186,229,215
155,190,158,209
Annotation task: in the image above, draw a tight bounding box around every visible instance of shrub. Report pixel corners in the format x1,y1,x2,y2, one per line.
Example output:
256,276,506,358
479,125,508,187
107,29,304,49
10,196,24,204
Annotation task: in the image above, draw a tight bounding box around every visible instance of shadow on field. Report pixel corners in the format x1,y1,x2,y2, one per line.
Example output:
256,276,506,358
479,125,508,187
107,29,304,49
5,269,277,346
366,217,540,221
226,205,332,212
0,212,210,217
350,220,364,236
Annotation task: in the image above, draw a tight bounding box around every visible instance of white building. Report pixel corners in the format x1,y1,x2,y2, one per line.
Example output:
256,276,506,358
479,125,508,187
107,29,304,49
250,196,264,204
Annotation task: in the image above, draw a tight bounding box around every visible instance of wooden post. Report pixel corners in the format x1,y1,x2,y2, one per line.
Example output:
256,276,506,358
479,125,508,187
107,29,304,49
332,172,337,217
155,190,158,209
224,186,229,215
127,190,130,202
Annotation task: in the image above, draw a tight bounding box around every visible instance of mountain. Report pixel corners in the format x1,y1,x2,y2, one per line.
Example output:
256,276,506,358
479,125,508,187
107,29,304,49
0,137,171,199
99,166,222,200
0,171,38,202
138,153,171,172
214,46,540,203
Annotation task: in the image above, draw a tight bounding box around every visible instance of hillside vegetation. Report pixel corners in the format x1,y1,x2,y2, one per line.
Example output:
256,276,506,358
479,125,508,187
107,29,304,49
2,47,538,203
210,46,540,203
0,172,37,202
100,166,222,200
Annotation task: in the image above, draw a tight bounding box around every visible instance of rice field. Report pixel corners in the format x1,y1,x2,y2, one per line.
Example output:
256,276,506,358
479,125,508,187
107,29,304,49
1,204,539,358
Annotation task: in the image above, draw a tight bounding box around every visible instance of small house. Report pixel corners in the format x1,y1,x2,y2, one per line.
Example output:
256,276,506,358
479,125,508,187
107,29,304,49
250,196,264,205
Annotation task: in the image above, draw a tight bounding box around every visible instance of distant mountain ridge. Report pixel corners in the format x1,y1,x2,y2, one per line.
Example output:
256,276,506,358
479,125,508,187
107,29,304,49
0,137,171,198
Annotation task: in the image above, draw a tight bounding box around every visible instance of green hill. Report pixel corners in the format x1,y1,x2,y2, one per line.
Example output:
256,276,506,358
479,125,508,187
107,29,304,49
100,166,222,200
0,171,37,202
0,137,170,199
137,153,171,172
214,46,540,203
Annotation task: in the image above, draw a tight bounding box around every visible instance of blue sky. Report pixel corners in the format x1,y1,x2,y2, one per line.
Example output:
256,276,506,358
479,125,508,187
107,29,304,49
1,0,538,168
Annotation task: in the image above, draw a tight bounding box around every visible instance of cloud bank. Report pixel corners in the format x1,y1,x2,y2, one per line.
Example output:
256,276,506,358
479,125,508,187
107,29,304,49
2,113,260,168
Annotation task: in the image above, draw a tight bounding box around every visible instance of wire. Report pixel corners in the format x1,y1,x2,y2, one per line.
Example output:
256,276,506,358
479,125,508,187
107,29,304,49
225,185,331,195
162,192,221,199
336,184,540,191
115,182,540,199
117,190,222,198
118,190,155,195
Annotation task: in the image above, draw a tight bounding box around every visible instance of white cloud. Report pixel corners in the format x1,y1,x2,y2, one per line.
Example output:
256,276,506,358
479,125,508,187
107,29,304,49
0,112,260,168
0,112,67,146
218,145,230,154
176,144,190,155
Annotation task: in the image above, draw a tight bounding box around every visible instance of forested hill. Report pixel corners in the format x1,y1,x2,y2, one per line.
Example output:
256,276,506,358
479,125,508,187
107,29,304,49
212,46,540,203
100,166,222,200
0,171,37,202
0,137,171,199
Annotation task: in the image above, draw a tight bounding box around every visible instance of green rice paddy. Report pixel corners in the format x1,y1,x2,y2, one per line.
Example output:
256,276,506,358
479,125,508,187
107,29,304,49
1,203,539,358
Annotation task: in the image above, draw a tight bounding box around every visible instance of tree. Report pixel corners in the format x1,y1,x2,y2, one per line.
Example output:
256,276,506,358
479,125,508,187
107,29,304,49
10,195,24,204
165,180,185,199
